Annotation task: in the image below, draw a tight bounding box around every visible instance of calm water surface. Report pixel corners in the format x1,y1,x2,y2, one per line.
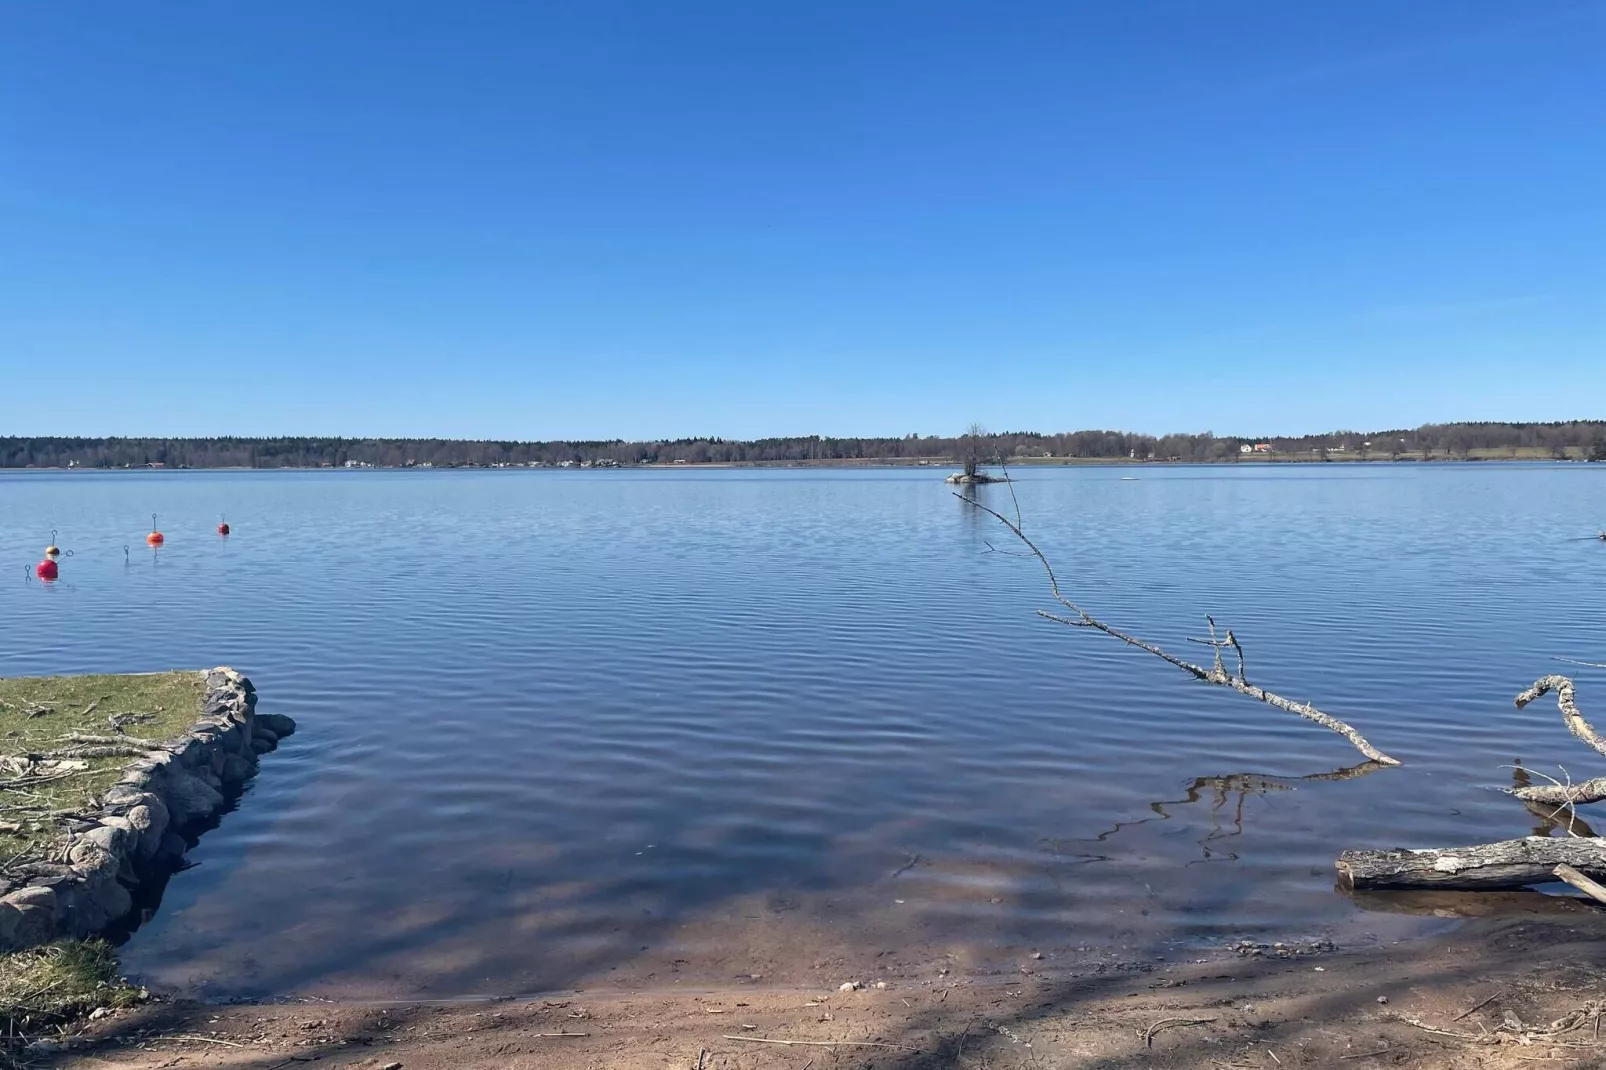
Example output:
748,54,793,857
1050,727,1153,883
2,465,1603,998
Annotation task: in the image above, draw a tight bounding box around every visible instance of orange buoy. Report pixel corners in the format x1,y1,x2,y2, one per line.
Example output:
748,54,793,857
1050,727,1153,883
147,513,164,546
36,559,58,580
217,514,230,536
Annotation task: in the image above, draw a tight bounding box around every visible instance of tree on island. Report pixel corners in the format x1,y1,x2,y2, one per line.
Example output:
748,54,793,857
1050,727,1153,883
946,423,1008,484
962,422,986,480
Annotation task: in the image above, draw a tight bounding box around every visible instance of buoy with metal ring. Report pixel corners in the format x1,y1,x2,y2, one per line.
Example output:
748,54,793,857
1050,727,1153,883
147,514,164,546
36,558,58,580
217,514,230,536
45,530,61,558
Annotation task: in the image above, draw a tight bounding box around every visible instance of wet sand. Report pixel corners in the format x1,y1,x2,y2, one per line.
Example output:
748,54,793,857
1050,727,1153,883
47,899,1606,1070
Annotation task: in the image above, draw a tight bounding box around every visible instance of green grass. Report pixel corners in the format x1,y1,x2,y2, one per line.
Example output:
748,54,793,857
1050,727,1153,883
0,671,205,862
1,940,140,1061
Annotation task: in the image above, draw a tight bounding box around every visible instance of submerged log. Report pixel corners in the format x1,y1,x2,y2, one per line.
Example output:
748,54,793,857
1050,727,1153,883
1337,836,1606,890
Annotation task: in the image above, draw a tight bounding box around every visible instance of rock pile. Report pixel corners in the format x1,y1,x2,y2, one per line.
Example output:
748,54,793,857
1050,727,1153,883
0,667,293,950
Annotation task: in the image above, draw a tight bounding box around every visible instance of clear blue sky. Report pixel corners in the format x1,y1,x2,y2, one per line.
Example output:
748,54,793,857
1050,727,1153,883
2,2,1601,440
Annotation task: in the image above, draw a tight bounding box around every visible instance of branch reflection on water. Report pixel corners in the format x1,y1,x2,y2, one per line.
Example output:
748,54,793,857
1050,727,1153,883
1511,761,1599,837
1043,761,1393,866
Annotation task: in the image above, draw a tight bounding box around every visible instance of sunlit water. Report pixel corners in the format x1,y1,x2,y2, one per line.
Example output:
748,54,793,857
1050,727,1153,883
2,465,1603,999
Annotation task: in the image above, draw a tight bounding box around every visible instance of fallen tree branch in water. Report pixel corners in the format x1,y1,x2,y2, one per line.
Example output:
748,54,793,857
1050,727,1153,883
1337,836,1606,890
1340,679,1606,892
1555,657,1606,670
1508,677,1606,805
957,492,1401,766
1553,863,1606,906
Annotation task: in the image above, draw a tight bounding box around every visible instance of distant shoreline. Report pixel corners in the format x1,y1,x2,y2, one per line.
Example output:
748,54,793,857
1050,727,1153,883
5,422,1603,473
3,451,1599,473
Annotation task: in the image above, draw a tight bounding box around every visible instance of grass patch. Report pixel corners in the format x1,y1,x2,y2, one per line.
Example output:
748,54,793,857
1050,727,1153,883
1,940,139,1061
0,672,205,863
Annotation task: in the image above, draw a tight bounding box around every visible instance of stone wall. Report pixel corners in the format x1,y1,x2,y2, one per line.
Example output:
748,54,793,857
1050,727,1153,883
0,667,294,950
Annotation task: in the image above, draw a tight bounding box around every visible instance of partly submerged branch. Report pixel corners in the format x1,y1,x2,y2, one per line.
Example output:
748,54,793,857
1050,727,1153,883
959,493,1401,766
1507,676,1606,805
1337,836,1606,890
1515,676,1604,756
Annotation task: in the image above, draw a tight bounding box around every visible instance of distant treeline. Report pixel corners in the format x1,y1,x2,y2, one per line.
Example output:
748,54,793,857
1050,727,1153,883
3,422,1605,469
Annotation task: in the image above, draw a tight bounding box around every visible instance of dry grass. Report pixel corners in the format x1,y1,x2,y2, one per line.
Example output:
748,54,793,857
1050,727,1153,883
0,672,205,861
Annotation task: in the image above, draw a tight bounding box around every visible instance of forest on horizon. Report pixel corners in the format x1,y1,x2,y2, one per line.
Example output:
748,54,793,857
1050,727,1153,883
2,421,1605,469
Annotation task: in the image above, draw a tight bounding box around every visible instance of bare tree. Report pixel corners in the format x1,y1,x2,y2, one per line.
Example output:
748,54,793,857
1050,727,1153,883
946,424,1008,484
962,422,986,480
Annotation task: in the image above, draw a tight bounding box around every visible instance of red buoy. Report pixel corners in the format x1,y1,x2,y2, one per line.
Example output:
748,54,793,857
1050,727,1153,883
36,559,58,581
147,513,164,546
217,514,230,536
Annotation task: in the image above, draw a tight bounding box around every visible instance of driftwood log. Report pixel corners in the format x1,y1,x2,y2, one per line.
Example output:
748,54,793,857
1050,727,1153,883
1339,675,1606,891
1337,837,1606,890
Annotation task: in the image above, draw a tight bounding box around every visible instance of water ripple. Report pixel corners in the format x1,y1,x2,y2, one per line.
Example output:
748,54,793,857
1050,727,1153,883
1,464,1602,998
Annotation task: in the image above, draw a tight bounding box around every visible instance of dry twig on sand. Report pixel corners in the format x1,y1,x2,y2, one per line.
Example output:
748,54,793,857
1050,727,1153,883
1392,1000,1606,1048
1453,992,1502,1021
721,1035,915,1051
1339,1046,1391,1060
1143,1017,1218,1048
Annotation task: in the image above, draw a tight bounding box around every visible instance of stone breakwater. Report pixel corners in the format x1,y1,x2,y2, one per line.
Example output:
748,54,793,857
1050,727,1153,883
0,667,294,951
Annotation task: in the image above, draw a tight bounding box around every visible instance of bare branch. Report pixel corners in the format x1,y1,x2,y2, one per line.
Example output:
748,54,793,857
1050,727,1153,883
1505,765,1595,830
1509,776,1606,807
959,492,1401,766
1498,679,1606,805
1515,676,1605,757
1000,457,1022,529
1554,657,1606,670
1225,628,1247,681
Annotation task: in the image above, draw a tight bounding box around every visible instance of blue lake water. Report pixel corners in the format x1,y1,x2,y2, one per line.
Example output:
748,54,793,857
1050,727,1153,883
2,464,1604,998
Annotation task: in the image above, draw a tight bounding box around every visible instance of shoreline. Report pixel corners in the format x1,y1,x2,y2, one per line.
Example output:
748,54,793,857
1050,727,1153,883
0,669,291,954
40,911,1606,1069
4,454,1599,473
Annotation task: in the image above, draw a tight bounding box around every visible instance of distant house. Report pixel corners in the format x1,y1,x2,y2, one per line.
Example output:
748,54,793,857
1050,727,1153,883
1253,443,1272,453
1239,444,1254,454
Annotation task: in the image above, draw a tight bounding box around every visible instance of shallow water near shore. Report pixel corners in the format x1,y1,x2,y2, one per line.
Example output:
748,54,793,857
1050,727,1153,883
2,464,1604,999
